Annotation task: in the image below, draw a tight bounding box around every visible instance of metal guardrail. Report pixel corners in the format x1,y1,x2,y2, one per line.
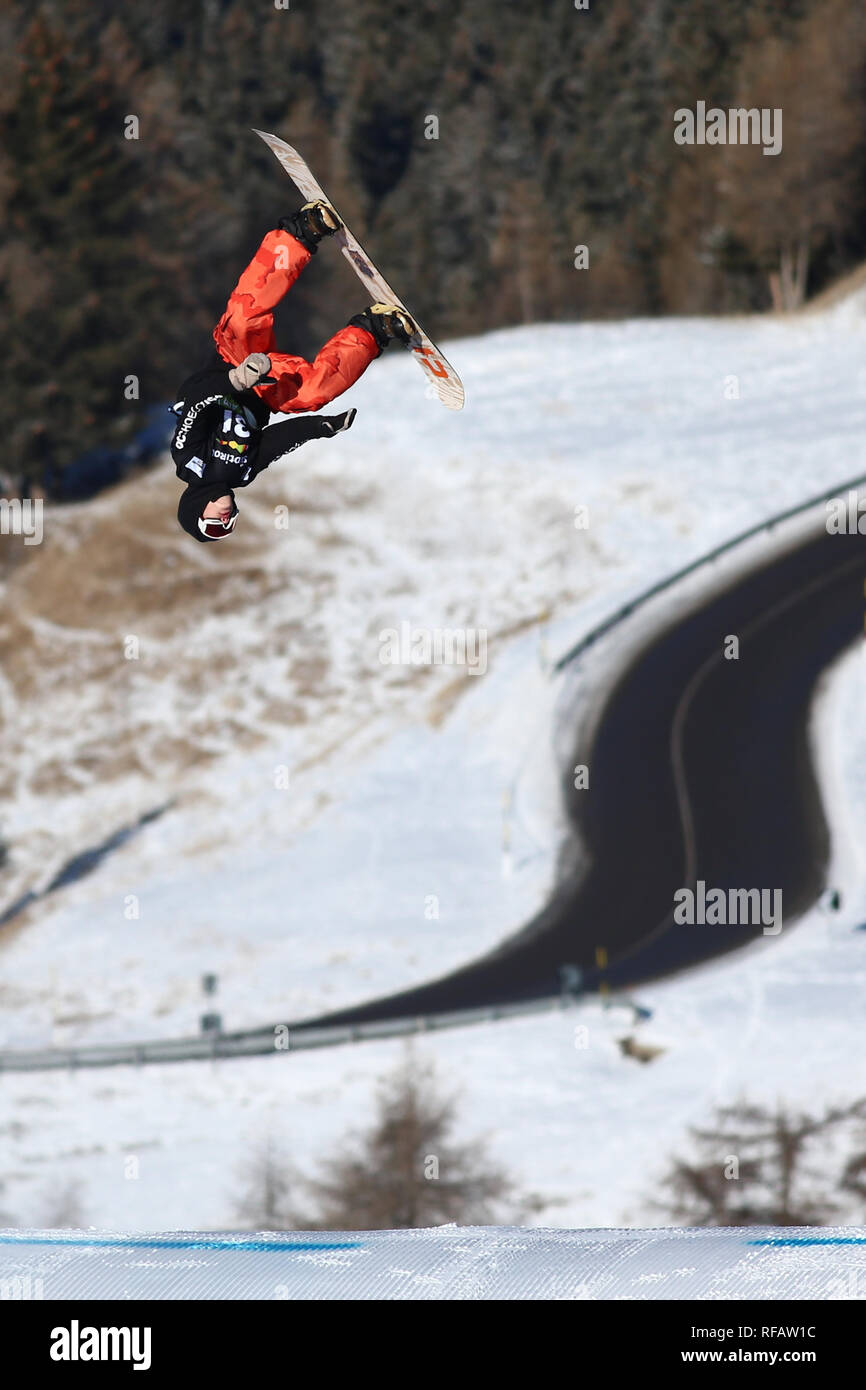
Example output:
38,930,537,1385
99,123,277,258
553,470,866,672
0,997,567,1072
1,471,862,1074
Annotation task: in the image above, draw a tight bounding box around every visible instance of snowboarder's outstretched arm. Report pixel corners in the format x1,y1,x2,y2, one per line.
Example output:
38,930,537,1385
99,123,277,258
253,408,357,475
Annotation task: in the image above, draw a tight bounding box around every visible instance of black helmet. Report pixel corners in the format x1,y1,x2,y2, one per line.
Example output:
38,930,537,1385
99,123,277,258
177,483,238,542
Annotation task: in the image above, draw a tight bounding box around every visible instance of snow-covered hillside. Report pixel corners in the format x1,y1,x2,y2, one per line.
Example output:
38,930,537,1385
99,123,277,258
2,300,866,1230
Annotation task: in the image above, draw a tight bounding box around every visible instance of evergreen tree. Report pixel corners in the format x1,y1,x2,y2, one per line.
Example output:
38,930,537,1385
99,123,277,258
300,1051,538,1230
233,1137,299,1231
0,5,204,487
654,1098,866,1226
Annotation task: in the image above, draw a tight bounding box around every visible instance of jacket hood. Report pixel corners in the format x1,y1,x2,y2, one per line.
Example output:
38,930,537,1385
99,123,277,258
177,482,237,542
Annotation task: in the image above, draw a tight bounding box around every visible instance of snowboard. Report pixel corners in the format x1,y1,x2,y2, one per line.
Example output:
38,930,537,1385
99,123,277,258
253,129,465,412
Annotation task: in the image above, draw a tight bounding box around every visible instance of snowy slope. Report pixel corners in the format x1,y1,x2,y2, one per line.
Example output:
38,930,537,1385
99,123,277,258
3,310,866,1045
1,1225,863,1300
2,300,866,1230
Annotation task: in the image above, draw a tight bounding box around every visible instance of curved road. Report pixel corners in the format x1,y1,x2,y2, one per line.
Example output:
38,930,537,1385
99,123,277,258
293,523,866,1029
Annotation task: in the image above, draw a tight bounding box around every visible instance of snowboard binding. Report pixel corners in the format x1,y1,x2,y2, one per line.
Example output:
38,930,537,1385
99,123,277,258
349,303,418,350
279,200,342,254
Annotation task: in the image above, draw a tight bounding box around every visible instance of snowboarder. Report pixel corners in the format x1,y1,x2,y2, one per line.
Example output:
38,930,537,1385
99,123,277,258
172,201,416,542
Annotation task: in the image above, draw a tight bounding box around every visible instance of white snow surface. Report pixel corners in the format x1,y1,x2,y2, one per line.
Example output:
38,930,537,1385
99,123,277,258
1,1225,863,1300
2,301,866,1234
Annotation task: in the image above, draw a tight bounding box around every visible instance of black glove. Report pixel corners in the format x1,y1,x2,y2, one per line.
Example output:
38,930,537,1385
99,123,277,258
319,408,357,437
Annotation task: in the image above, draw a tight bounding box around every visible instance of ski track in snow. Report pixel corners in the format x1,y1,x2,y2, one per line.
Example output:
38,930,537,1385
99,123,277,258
2,298,866,1230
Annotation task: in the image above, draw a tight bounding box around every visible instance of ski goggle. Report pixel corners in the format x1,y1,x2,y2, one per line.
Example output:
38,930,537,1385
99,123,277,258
197,508,239,540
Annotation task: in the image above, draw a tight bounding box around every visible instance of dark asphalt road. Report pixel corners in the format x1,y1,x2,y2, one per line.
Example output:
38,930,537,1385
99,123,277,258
293,523,866,1029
